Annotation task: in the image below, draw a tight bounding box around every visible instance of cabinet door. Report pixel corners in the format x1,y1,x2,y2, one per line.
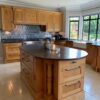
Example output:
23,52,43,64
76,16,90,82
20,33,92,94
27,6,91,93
24,9,37,24
37,10,47,25
46,12,54,32
4,43,21,61
1,6,14,31
53,12,63,32
13,8,25,24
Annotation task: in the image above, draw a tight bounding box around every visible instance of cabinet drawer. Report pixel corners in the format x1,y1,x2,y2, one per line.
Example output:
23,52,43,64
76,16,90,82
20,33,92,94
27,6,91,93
58,78,83,99
21,52,33,66
21,66,34,88
59,59,85,83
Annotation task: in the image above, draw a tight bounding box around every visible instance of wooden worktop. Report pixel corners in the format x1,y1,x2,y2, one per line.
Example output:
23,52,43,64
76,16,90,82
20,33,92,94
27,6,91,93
21,43,88,60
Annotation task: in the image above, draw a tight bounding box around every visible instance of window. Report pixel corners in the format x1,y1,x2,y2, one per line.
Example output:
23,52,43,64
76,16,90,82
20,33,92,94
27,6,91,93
69,17,79,40
83,14,100,41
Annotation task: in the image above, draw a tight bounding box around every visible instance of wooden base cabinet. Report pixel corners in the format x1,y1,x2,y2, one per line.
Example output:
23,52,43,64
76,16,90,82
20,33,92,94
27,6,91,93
21,50,86,100
3,43,21,63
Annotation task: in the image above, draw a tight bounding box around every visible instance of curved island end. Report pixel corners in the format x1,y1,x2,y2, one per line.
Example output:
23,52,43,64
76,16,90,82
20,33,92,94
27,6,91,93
20,43,88,100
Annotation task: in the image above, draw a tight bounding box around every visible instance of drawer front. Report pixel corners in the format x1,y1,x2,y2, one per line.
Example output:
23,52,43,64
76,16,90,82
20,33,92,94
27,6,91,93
21,51,34,70
59,59,85,83
21,65,34,89
58,78,83,99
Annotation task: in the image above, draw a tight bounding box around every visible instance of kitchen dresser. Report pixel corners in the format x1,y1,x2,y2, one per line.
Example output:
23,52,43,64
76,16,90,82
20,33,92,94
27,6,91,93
20,43,87,100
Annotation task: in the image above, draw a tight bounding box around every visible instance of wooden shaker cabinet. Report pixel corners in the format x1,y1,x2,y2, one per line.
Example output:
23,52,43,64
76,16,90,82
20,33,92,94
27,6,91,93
0,6,14,31
3,43,22,63
13,8,25,24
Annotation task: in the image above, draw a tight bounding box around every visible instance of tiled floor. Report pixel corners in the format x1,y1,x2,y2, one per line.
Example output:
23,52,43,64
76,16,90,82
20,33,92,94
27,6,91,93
0,63,100,100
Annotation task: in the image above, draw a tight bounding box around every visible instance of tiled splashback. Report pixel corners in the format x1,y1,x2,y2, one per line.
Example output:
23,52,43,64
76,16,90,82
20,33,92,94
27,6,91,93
1,25,52,40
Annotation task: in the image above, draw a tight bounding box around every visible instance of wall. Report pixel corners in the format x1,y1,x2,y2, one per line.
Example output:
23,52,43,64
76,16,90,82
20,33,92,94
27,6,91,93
82,7,100,16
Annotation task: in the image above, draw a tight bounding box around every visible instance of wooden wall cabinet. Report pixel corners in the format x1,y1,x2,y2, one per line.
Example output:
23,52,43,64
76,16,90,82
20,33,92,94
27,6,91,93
46,12,63,32
53,12,63,32
0,5,63,32
37,10,47,25
0,6,14,31
3,43,22,63
24,9,37,24
13,8,25,24
13,8,37,25
46,12,54,32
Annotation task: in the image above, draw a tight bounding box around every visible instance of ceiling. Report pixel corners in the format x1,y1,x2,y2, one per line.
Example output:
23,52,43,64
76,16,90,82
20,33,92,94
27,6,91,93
2,0,100,11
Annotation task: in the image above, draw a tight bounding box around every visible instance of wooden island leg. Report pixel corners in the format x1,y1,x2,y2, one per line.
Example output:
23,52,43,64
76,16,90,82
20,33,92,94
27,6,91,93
43,60,54,100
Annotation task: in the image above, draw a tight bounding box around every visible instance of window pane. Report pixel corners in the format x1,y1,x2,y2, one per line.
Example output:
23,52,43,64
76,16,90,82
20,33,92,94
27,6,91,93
83,21,89,40
70,22,79,39
70,17,79,21
90,20,97,41
91,15,98,19
97,19,100,41
84,16,89,20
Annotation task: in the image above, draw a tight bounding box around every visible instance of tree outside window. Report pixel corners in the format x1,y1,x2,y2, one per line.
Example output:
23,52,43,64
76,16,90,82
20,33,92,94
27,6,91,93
83,15,100,41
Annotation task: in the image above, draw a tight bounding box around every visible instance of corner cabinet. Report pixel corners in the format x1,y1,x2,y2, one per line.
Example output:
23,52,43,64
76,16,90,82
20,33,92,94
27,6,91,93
53,12,63,32
46,11,63,32
0,6,14,31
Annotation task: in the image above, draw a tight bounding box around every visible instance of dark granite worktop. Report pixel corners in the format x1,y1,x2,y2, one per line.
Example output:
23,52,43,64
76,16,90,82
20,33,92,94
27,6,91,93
1,38,46,43
21,42,88,60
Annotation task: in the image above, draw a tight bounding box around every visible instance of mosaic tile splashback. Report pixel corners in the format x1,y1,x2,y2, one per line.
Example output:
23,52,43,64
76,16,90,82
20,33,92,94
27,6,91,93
1,25,52,39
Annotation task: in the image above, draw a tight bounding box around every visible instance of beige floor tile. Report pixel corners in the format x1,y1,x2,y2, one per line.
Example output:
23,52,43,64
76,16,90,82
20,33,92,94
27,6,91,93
0,63,100,100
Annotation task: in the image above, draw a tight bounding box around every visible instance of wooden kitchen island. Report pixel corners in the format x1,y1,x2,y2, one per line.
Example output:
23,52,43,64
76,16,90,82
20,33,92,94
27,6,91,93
20,42,87,100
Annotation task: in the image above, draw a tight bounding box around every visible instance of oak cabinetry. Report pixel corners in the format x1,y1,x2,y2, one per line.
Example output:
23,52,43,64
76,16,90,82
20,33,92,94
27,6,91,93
13,8,37,25
46,12,63,32
58,59,85,84
58,78,83,99
3,43,21,63
55,40,73,47
0,6,14,31
13,8,25,24
96,47,100,71
37,10,47,25
66,41,73,47
55,41,66,46
24,9,37,24
53,12,63,32
86,43,97,70
56,59,85,100
0,5,63,32
21,49,86,100
21,51,43,100
46,12,54,32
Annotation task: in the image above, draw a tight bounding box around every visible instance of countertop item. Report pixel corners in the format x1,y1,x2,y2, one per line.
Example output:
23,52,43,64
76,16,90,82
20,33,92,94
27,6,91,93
21,42,88,60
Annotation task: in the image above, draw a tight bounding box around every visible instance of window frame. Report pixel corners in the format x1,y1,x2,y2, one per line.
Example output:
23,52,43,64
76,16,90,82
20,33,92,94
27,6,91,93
69,16,80,40
82,14,100,41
